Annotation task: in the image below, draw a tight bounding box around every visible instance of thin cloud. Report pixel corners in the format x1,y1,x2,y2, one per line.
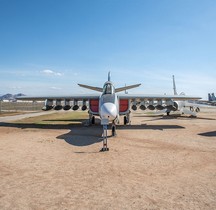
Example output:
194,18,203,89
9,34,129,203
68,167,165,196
50,86,62,90
41,69,63,76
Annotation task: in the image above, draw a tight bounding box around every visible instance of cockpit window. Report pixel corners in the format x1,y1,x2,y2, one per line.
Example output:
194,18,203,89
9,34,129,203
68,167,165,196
103,83,114,95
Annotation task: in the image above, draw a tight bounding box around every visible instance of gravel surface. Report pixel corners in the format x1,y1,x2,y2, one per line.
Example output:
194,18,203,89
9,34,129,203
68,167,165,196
0,108,216,210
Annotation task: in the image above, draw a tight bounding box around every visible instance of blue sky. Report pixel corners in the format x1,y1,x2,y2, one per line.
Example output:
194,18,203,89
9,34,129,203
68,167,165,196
0,0,215,99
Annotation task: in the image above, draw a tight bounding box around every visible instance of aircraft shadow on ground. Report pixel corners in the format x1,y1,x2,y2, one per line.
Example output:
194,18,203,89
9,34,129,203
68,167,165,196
133,114,216,122
0,122,85,129
42,119,88,122
0,121,185,146
0,121,104,147
198,131,216,137
117,124,185,131
56,126,103,146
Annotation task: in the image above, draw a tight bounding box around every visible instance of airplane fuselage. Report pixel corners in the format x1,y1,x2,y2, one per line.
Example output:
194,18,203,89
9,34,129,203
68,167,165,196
99,81,119,122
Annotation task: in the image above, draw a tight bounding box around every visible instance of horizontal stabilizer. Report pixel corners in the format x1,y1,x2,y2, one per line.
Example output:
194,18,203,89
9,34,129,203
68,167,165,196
116,84,141,93
78,84,103,92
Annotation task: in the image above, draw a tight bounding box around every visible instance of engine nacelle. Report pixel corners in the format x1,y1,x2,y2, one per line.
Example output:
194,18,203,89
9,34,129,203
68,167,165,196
72,100,79,111
131,105,137,111
63,105,71,111
140,105,146,110
54,100,63,111
148,105,155,110
131,100,137,111
54,105,63,110
42,99,53,111
195,107,200,112
155,105,164,110
63,100,71,111
166,102,178,111
72,105,79,111
42,105,53,111
155,100,164,110
190,106,200,113
81,105,87,111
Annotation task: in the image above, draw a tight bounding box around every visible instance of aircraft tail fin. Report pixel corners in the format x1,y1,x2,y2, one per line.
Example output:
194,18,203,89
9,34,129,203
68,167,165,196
78,84,103,92
108,72,111,81
212,93,216,100
208,93,212,101
116,84,141,93
173,75,178,95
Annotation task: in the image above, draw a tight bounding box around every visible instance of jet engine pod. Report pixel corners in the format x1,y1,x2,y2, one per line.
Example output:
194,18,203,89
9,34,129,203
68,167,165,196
166,102,178,111
131,105,137,111
195,107,200,112
54,99,63,110
72,105,79,111
172,102,178,111
155,105,164,110
63,99,71,111
63,105,71,111
42,105,53,111
43,99,53,111
140,105,146,110
147,105,155,110
81,105,87,111
54,105,63,110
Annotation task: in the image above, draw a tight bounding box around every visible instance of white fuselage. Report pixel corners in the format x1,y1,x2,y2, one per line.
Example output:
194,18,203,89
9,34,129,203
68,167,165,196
98,82,119,122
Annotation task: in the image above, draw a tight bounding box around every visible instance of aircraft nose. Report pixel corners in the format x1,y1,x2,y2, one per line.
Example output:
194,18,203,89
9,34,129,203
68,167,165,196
100,103,117,121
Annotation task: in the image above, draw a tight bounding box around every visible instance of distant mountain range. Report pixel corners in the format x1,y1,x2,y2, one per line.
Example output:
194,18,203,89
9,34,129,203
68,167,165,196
0,93,25,101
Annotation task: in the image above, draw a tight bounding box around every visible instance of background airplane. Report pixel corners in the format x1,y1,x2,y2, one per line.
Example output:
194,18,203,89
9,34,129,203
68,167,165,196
208,93,216,105
17,72,201,150
162,75,201,116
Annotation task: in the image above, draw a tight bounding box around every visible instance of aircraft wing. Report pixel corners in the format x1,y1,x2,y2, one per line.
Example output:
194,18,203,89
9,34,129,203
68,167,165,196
16,94,100,101
118,94,202,101
16,94,101,112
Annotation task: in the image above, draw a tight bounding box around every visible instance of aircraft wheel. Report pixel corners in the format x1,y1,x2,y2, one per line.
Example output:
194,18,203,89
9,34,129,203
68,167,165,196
167,112,170,116
91,116,95,124
112,125,116,136
124,116,127,125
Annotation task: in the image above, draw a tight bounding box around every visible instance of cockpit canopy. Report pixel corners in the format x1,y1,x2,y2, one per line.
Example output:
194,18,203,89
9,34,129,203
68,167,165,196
102,82,115,95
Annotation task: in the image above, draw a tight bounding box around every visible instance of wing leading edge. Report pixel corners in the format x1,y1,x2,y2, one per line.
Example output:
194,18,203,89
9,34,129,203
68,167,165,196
16,94,100,101
118,94,201,101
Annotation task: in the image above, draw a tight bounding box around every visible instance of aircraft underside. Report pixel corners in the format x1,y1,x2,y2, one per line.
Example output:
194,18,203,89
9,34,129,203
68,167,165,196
42,98,200,121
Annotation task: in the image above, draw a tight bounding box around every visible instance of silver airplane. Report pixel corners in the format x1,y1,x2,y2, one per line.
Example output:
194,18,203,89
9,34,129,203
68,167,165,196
17,72,201,151
162,75,201,116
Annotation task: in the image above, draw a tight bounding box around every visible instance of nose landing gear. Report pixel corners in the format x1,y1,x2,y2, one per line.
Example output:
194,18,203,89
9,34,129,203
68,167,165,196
112,121,117,137
100,125,109,152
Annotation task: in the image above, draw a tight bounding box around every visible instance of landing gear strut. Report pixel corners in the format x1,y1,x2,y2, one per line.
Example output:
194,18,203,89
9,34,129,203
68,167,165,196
124,113,131,125
89,113,95,125
100,125,109,152
112,123,116,136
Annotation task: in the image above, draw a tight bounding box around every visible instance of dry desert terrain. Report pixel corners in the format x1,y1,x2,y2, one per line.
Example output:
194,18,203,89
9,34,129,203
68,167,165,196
0,108,216,210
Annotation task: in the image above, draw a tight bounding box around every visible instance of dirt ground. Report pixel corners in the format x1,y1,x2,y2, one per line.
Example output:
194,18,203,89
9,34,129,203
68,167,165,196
0,108,216,210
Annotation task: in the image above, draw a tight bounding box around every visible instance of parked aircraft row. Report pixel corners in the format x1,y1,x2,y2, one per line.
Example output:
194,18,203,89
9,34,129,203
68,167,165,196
17,72,201,129
17,72,203,151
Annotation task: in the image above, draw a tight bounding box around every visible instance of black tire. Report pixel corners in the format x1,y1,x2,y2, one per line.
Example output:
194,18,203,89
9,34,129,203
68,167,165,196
112,126,116,136
91,116,95,124
124,116,127,125
167,112,170,116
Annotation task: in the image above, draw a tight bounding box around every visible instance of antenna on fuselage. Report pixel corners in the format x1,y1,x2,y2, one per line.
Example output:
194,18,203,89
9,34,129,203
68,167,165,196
108,72,111,81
